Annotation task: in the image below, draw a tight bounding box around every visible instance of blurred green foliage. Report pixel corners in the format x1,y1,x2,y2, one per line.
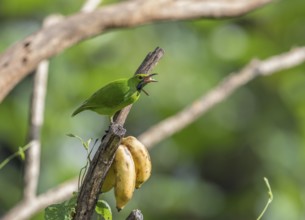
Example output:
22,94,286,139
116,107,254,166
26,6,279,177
1,0,305,219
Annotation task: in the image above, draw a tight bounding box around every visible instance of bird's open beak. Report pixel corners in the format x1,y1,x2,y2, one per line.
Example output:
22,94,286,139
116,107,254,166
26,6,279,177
143,73,158,84
137,73,158,96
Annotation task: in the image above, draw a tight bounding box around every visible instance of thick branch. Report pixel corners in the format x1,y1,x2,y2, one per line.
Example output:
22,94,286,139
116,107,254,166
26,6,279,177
0,0,271,102
73,47,164,220
138,47,305,148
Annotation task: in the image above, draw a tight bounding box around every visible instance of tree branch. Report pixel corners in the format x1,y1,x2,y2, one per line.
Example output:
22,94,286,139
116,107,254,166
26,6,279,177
126,209,143,220
73,47,164,220
0,0,271,102
23,60,48,201
138,47,305,148
23,15,63,202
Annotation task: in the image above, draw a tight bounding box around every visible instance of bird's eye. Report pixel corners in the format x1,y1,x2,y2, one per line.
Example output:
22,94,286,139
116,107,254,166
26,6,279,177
138,76,143,80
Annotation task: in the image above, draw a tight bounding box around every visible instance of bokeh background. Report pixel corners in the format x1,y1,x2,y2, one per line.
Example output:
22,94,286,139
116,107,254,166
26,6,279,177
1,0,305,219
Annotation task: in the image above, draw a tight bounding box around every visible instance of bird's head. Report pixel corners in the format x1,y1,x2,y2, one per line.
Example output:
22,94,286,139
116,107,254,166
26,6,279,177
134,73,158,95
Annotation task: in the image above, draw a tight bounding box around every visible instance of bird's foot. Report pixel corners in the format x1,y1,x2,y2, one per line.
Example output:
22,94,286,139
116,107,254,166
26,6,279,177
101,134,106,141
101,124,112,141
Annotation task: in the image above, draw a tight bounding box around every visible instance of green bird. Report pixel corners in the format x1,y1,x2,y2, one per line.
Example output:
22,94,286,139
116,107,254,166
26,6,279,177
72,73,157,119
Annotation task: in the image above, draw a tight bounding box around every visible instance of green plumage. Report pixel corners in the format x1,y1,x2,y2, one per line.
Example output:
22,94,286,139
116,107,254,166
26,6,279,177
72,73,157,117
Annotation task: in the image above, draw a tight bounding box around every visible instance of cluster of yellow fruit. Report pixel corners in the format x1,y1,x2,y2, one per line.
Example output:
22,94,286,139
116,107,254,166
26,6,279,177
101,136,152,211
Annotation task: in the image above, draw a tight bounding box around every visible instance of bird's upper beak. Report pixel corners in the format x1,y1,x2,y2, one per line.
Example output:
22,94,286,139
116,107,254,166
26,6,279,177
143,73,158,84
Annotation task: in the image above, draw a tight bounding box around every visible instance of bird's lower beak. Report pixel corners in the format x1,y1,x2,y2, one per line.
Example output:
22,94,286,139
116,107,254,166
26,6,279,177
143,73,158,83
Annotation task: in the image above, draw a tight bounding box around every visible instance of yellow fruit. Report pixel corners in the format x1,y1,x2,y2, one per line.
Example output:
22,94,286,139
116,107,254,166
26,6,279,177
114,145,136,211
101,164,115,193
122,136,152,189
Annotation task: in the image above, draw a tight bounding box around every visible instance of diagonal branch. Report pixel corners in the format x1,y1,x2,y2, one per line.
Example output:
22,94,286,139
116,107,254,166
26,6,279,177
0,0,272,102
138,47,305,148
73,47,164,220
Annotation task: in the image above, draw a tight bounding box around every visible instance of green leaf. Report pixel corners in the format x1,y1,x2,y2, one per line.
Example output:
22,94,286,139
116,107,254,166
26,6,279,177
67,133,90,150
45,193,78,220
66,133,76,138
95,200,112,220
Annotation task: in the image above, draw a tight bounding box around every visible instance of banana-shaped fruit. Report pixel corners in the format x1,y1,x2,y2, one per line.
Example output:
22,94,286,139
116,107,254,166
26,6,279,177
101,164,115,193
122,136,152,189
114,145,136,211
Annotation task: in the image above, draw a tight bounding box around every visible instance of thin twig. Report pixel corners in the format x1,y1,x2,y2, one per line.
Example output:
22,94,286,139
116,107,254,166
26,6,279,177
0,0,272,102
138,47,305,148
257,177,273,220
0,141,34,170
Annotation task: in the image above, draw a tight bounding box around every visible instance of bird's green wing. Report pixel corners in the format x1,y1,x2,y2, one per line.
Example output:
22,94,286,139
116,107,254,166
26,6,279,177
72,79,136,116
